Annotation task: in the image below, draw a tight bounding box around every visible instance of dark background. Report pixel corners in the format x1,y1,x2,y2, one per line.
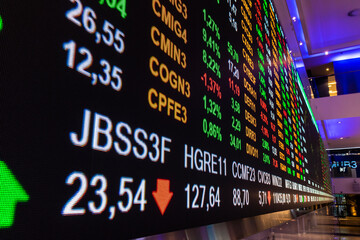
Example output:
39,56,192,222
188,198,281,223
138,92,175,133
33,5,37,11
0,0,331,239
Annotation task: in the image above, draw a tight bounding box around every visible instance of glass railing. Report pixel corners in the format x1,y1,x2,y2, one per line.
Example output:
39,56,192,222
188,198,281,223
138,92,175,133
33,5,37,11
243,205,360,239
309,70,360,98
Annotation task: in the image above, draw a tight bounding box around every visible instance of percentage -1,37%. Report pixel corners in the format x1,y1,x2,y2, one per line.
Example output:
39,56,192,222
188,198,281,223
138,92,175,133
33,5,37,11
201,73,222,99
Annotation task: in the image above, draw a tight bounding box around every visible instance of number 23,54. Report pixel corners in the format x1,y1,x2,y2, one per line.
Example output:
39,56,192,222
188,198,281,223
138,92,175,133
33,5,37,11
62,172,146,216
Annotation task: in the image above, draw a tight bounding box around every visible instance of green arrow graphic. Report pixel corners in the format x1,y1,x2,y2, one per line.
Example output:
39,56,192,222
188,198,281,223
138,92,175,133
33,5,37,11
0,15,3,32
0,160,29,228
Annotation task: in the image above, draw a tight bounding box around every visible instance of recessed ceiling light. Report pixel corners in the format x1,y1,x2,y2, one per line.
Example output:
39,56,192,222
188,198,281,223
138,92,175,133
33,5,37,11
338,121,342,124
348,9,360,17
326,68,330,71
292,17,297,22
299,41,303,46
340,137,344,140
325,51,329,55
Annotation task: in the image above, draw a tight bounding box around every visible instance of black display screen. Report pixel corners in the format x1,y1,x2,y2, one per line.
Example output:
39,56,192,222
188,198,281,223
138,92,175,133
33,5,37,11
0,0,332,239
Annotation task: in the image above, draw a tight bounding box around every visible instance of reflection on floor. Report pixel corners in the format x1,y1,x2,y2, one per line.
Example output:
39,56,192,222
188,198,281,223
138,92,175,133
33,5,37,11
138,206,360,240
244,212,360,240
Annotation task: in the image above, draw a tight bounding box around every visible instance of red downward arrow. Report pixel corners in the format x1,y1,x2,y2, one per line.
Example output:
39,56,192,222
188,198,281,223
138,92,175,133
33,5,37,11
152,179,173,215
267,191,271,205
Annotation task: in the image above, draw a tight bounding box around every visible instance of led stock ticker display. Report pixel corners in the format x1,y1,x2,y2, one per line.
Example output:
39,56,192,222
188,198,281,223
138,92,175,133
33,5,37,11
0,0,332,239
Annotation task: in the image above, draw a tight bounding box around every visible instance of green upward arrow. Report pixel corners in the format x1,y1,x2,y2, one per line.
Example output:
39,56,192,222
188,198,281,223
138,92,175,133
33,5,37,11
0,14,3,32
0,160,29,228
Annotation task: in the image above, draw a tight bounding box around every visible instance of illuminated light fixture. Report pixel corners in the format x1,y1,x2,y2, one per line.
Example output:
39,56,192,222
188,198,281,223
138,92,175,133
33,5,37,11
326,68,330,71
340,137,344,140
328,82,336,85
338,121,342,124
299,41,303,46
329,90,338,94
348,9,360,17
292,16,297,22
325,51,329,55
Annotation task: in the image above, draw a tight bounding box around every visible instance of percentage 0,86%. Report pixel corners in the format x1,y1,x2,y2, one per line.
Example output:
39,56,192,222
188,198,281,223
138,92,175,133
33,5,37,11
203,118,222,142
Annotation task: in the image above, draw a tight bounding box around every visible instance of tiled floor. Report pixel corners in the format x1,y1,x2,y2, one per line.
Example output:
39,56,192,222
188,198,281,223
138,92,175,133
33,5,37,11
139,207,360,240
269,216,360,240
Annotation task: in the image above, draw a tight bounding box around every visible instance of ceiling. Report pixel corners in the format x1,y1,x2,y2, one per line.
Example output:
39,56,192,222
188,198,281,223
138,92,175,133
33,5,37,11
297,0,360,56
297,0,360,69
274,0,360,151
310,93,360,149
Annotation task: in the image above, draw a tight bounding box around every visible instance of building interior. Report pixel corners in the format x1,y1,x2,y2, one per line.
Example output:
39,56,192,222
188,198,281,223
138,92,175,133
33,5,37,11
1,0,360,239
138,0,360,239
